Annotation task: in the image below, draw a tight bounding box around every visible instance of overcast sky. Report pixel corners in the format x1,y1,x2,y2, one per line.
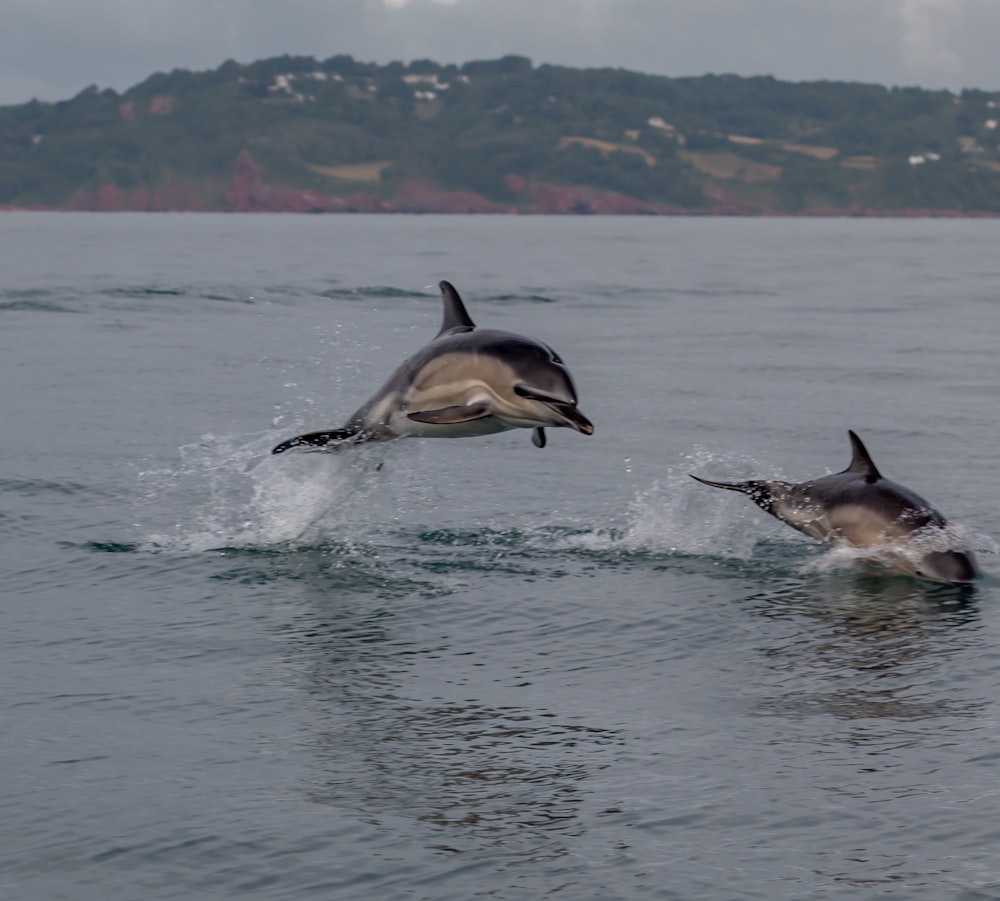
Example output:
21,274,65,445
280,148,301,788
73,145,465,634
1,0,997,106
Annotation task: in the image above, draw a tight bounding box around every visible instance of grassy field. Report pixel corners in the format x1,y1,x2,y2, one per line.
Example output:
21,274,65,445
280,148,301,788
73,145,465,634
783,143,839,160
309,161,393,183
841,156,878,170
557,136,656,166
679,150,782,182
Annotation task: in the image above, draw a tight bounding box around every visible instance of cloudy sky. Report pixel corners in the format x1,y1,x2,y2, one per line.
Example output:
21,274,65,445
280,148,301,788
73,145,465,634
1,0,997,106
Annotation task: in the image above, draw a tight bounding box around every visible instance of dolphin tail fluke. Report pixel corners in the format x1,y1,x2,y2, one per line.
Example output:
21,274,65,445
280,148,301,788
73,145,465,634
272,427,361,454
688,474,754,493
689,475,789,516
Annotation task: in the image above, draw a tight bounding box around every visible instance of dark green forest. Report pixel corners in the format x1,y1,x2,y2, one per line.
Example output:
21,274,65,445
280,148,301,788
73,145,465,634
2,54,999,212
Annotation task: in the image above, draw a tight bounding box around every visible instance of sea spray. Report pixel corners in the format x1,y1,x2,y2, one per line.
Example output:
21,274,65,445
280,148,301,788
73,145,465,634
549,447,790,560
136,430,389,553
801,520,996,580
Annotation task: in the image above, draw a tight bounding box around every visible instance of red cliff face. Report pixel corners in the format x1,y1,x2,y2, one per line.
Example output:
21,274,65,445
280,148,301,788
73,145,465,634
226,152,509,213
148,95,175,116
224,153,686,214
66,175,223,211
12,149,994,217
227,150,261,210
523,182,678,214
392,179,510,213
226,150,383,212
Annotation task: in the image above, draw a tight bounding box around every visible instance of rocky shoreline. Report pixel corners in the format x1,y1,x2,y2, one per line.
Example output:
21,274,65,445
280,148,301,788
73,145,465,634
4,151,998,218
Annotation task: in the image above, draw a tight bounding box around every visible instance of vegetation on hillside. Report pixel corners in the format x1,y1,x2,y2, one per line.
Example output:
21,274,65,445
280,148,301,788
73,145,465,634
2,53,999,212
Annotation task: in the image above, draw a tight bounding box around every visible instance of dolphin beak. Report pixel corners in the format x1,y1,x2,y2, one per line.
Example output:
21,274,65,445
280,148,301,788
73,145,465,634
513,384,594,435
549,403,594,435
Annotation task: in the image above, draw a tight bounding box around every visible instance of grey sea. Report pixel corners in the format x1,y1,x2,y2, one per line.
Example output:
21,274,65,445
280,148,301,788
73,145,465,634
2,212,999,901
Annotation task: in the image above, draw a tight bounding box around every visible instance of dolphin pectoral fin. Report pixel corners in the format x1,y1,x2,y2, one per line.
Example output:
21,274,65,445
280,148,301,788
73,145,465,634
272,427,360,454
406,403,491,425
532,427,546,448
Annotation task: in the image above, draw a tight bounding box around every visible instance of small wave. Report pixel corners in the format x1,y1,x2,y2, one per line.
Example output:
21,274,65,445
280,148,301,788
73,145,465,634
198,292,256,304
0,477,100,497
412,525,588,550
101,286,185,298
484,293,557,304
109,285,265,305
318,286,433,300
670,287,778,299
84,541,141,554
0,289,79,313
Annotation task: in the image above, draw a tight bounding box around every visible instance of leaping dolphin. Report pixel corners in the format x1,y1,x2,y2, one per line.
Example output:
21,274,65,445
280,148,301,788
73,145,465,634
690,430,980,586
272,280,594,454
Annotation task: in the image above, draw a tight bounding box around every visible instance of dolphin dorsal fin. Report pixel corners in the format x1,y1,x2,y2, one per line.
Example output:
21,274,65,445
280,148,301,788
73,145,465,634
846,430,881,481
437,280,476,336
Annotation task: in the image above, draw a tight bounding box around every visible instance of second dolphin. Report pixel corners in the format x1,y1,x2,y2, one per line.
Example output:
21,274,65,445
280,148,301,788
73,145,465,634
690,430,979,585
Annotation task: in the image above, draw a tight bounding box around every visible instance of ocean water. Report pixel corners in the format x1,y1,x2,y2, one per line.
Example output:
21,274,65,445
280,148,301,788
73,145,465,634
1,212,999,901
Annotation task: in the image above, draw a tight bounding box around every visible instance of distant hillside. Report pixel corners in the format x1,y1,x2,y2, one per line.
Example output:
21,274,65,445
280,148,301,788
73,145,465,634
2,54,1000,214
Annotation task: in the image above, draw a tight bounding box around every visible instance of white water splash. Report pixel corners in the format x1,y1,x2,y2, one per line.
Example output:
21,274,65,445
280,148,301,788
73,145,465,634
136,430,388,553
802,520,996,579
545,445,997,584
553,446,788,560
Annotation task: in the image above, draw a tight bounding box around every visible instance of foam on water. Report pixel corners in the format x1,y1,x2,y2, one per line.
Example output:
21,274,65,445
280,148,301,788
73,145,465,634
801,520,997,580
543,447,997,586
134,432,996,589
